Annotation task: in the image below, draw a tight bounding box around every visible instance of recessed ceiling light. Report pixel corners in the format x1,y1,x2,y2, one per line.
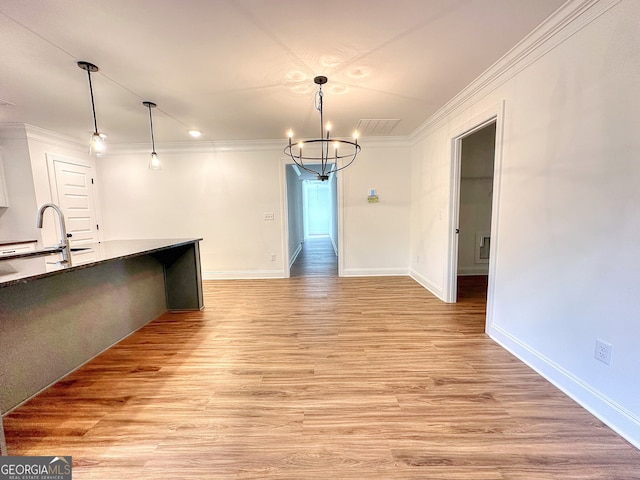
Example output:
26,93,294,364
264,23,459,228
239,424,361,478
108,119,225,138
188,130,202,138
285,70,307,83
348,66,371,79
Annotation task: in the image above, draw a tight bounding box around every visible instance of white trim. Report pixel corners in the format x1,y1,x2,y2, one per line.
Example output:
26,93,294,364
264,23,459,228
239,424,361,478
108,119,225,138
107,139,285,156
445,102,504,310
44,152,102,245
342,267,409,277
489,324,640,450
202,269,285,280
103,135,410,156
288,243,303,269
336,161,345,277
0,123,85,151
409,269,445,301
279,160,291,278
409,0,620,143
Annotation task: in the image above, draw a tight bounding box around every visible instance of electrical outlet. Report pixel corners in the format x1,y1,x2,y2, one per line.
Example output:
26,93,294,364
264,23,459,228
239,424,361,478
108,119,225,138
264,213,275,221
270,253,276,261
594,339,612,365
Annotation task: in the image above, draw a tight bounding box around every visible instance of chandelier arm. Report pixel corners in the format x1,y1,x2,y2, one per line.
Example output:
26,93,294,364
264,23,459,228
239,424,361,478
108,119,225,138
284,147,329,175
328,145,362,174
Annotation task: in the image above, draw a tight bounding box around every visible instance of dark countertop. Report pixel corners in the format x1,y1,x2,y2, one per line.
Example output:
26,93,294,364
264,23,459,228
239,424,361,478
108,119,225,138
0,238,202,288
0,239,38,246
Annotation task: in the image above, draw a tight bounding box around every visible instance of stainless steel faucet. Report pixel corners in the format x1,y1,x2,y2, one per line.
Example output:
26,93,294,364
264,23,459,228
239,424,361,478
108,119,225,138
36,203,71,265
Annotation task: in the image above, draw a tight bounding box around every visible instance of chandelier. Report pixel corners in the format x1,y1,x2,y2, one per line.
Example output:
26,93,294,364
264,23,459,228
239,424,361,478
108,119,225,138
285,76,360,181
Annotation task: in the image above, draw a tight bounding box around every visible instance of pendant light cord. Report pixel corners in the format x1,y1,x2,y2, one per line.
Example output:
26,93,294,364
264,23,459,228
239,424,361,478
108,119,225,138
148,104,156,152
86,69,99,134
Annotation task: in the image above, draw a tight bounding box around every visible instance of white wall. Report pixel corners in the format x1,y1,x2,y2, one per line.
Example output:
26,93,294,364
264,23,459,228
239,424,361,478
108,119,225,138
0,125,89,245
98,144,286,278
97,140,411,280
410,0,640,447
0,125,38,241
304,180,331,236
341,140,411,276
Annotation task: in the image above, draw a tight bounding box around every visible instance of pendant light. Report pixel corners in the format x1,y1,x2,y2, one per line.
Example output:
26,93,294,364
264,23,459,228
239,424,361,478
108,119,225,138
285,76,360,181
77,61,106,156
143,101,161,170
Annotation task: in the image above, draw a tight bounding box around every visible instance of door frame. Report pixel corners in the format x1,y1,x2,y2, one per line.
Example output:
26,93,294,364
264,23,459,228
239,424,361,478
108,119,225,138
46,153,101,245
445,101,505,330
281,159,343,278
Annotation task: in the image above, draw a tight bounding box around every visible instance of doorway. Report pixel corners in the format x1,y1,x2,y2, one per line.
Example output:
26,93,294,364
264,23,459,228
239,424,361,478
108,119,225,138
456,122,496,301
446,105,503,307
285,164,338,277
46,153,100,263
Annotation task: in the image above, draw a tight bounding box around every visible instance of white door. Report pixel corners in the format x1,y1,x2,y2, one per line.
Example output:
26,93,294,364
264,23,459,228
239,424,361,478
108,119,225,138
52,158,99,247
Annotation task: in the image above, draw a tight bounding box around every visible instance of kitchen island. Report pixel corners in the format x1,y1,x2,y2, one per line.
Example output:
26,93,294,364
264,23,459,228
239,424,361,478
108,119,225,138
0,238,203,414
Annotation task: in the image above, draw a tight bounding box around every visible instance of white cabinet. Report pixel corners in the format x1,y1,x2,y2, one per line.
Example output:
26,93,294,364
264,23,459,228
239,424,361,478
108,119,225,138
0,241,36,256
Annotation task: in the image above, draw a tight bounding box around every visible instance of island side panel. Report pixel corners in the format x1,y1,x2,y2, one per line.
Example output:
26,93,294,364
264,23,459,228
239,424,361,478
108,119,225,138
0,255,166,413
156,242,204,311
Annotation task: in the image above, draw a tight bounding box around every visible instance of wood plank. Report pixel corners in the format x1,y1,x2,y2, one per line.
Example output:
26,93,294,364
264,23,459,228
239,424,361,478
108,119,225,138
290,235,337,277
3,276,639,478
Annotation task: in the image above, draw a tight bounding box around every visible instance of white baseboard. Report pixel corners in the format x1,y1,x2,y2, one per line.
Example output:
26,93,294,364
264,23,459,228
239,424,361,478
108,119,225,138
409,269,446,301
202,270,285,280
289,243,303,268
341,267,409,277
489,323,640,450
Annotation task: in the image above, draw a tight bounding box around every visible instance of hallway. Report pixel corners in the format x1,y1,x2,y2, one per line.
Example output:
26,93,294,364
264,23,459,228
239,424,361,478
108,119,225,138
290,235,337,277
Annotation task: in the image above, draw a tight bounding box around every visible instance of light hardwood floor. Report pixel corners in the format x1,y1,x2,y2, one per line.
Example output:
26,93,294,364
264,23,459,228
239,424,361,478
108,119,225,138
290,236,338,277
3,276,640,479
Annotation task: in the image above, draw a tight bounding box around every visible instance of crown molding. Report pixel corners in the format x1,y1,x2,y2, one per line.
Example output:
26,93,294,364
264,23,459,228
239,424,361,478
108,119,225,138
0,122,86,151
0,123,28,139
106,136,411,156
1,122,411,156
24,124,86,151
409,0,621,143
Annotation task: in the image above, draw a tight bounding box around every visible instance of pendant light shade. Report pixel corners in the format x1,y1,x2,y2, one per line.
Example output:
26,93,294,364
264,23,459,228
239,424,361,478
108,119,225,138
77,61,106,156
143,101,161,170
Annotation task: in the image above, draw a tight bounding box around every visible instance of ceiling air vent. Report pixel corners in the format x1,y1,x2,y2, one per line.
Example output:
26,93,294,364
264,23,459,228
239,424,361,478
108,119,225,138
356,119,400,136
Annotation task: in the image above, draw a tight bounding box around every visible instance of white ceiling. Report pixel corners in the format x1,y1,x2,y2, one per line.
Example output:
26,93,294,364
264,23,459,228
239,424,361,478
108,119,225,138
0,0,566,146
